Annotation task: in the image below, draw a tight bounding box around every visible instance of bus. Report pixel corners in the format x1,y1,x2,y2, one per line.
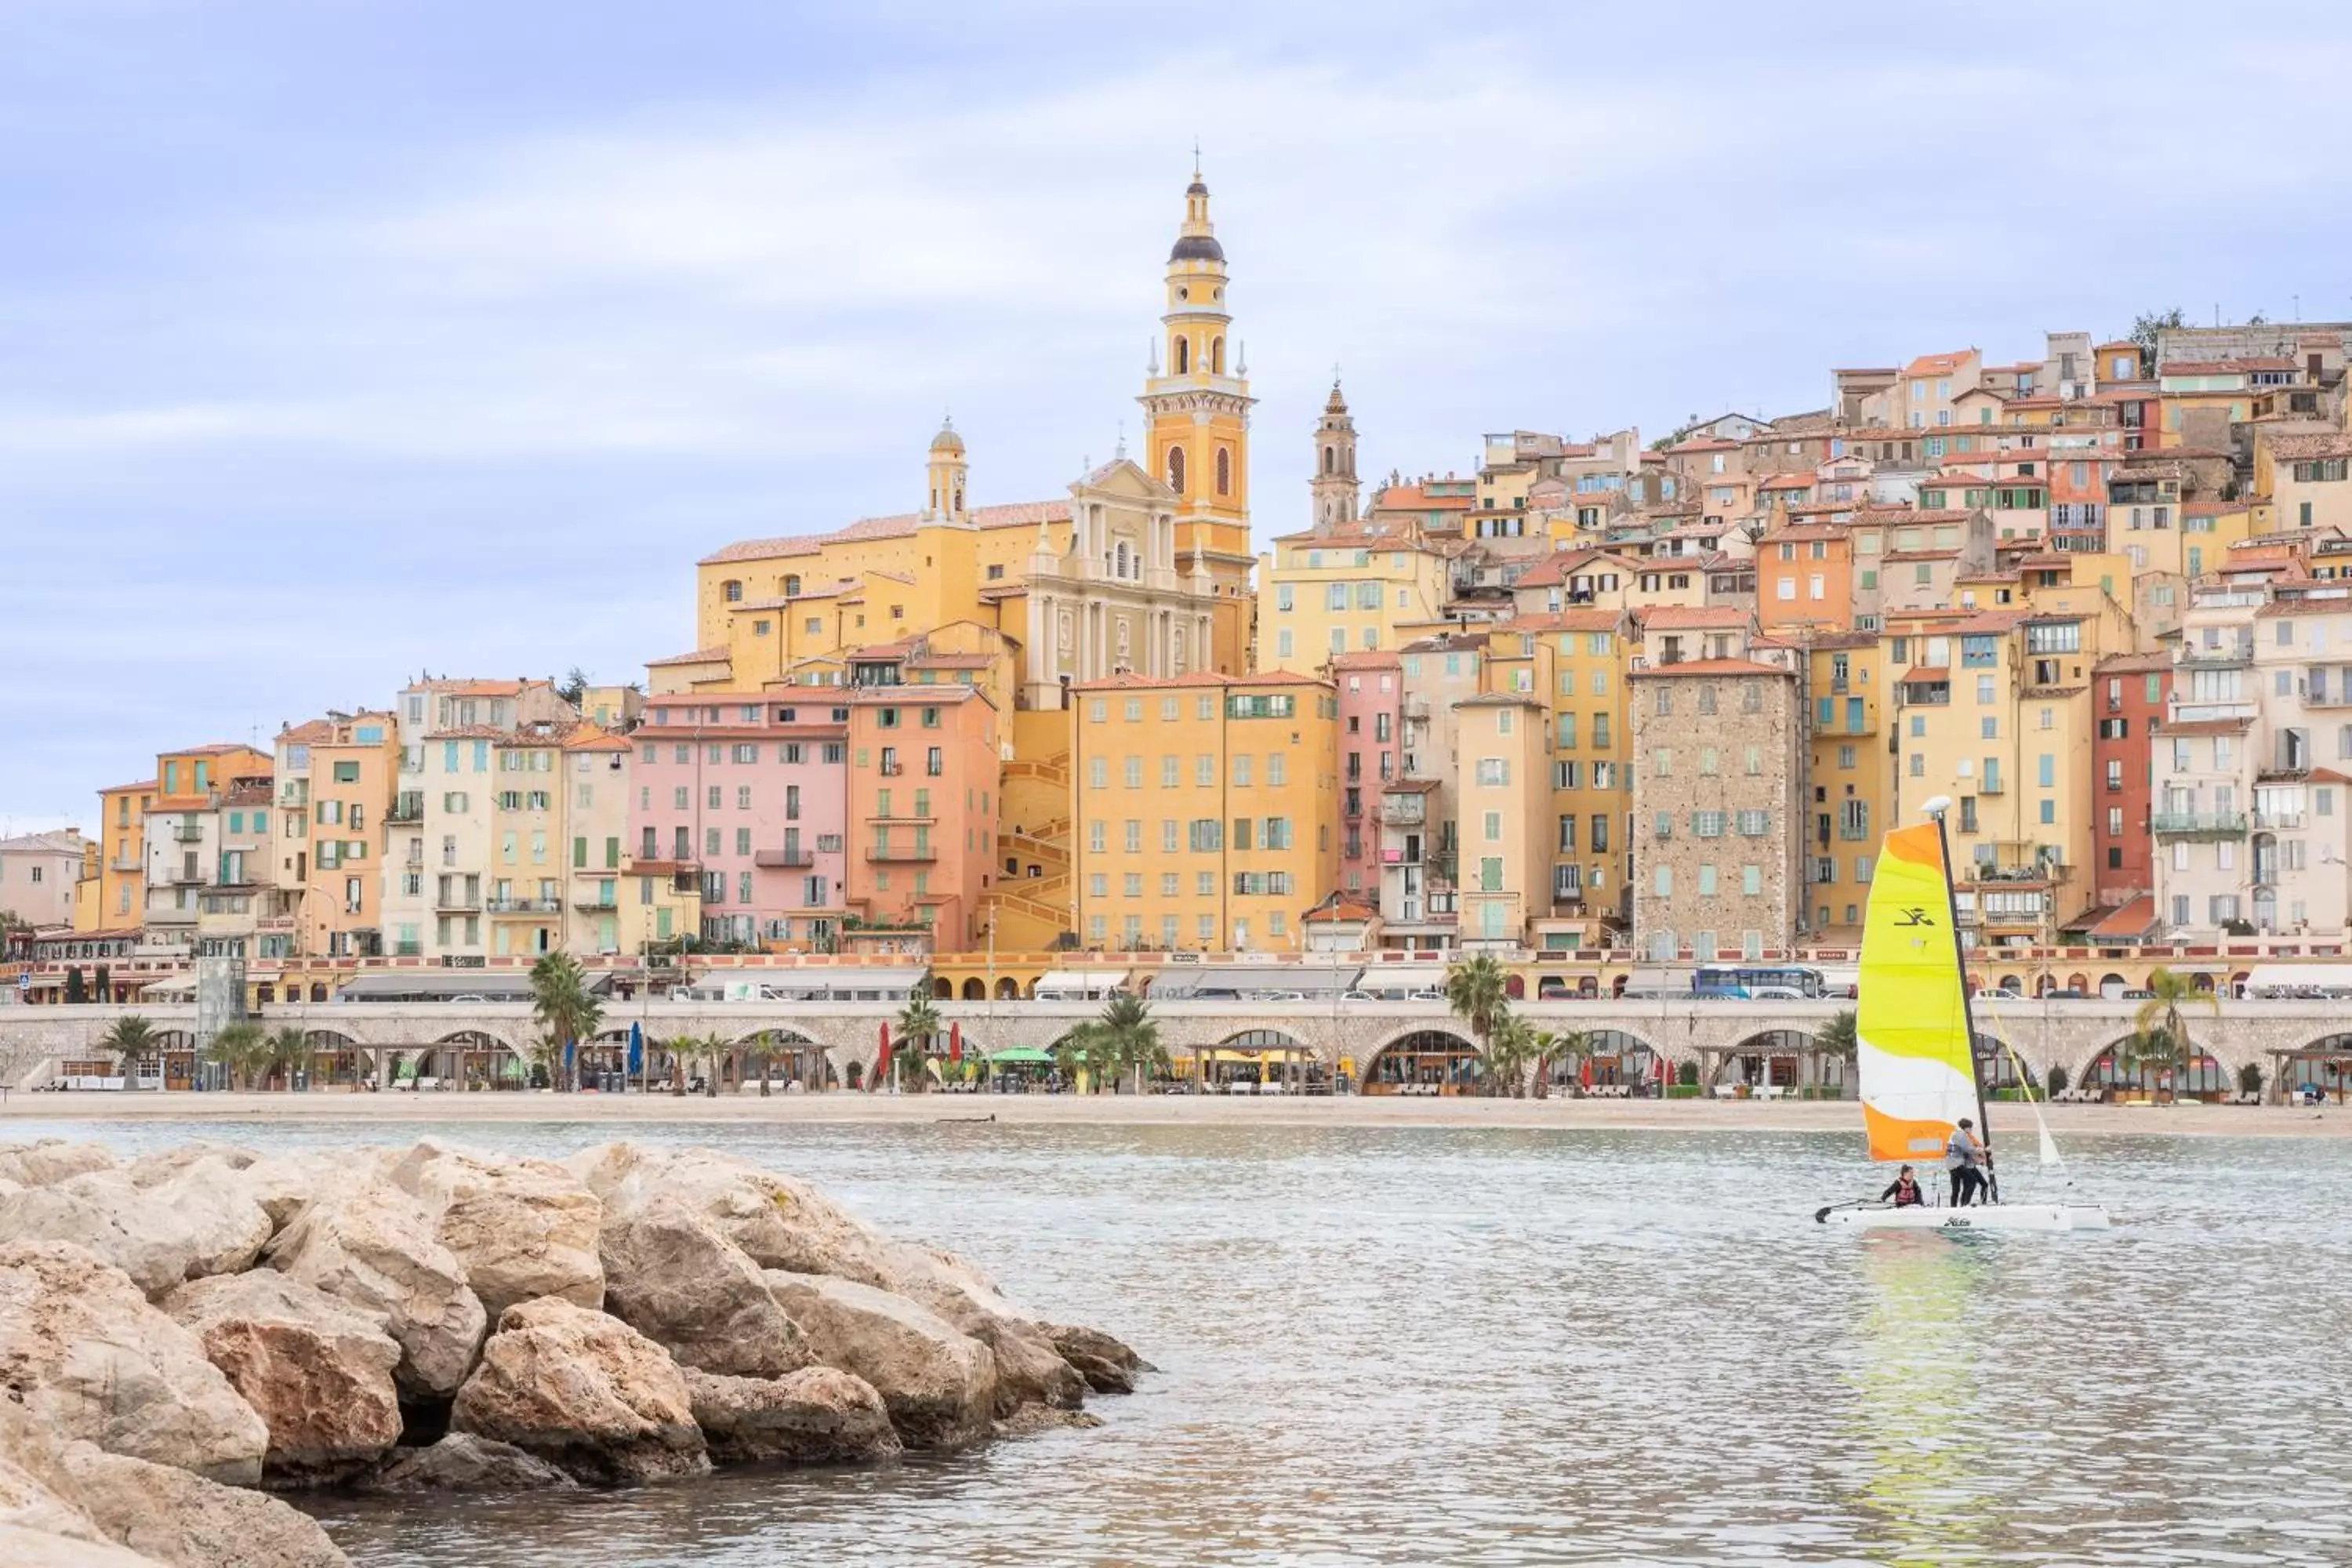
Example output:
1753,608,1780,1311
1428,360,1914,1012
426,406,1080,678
1691,965,1824,1000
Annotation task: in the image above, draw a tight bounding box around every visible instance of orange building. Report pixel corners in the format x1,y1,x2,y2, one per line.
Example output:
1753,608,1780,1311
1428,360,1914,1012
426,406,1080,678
842,686,1001,951
1755,523,1857,633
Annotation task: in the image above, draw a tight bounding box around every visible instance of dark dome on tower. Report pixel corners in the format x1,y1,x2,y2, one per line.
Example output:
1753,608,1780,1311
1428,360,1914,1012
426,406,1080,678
1169,233,1225,263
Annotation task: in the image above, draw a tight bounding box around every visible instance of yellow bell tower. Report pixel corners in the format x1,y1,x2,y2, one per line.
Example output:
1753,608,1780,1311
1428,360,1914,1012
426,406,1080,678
1141,161,1254,672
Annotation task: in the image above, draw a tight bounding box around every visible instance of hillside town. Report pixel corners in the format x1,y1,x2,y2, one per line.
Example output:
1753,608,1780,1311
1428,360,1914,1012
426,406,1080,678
11,169,2352,1014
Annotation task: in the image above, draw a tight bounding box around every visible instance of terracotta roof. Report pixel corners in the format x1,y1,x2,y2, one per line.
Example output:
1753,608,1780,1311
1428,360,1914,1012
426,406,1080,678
1898,666,1953,684
2255,595,2352,619
1370,485,1473,512
1862,507,1974,526
1759,524,1849,545
1631,659,1792,678
563,725,631,753
1457,691,1545,708
1327,651,1402,670
2267,432,2352,462
700,500,1073,566
2088,896,2158,941
1903,350,1978,376
96,779,158,795
1635,605,1749,630
1759,474,1815,490
646,646,731,667
1493,609,1625,634
276,720,336,743
1882,549,1961,562
2165,358,2297,376
1305,899,1379,924
2094,651,2171,673
1071,672,1330,692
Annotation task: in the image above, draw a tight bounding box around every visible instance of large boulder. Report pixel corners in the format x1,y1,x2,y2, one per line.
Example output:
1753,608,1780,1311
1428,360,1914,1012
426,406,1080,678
390,1140,603,1319
1042,1323,1151,1394
763,1272,996,1450
160,1272,403,1486
597,1197,807,1377
352,1434,579,1496
449,1297,708,1486
0,1404,114,1548
0,1165,273,1299
0,1140,117,1189
263,1184,486,1400
0,1524,166,1567
124,1144,260,1189
239,1149,398,1235
49,1442,348,1568
889,1246,1083,1415
568,1144,899,1287
0,1242,269,1485
681,1367,902,1467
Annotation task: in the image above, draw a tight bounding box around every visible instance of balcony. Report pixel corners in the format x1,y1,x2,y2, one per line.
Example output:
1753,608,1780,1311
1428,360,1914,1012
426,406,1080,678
2254,811,2307,831
1381,800,1428,827
1976,776,2005,796
108,856,141,873
487,898,562,914
170,823,205,844
865,810,935,823
163,869,210,887
2180,643,2252,669
865,846,938,863
2151,812,2247,839
879,760,904,777
387,797,425,823
572,896,619,912
754,849,816,869
434,893,482,913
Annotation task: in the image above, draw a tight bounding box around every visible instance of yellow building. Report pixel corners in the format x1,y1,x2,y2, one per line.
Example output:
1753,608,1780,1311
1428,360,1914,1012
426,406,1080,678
1068,673,1337,953
1798,633,1885,943
82,744,274,934
1260,532,1460,672
1454,693,1552,947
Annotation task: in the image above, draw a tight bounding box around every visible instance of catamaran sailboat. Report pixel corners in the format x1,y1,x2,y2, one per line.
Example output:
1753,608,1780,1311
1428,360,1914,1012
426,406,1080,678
1817,797,2112,1232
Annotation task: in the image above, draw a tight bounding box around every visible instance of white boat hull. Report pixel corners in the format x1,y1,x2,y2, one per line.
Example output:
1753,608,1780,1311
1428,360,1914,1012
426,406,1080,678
1817,1203,2113,1232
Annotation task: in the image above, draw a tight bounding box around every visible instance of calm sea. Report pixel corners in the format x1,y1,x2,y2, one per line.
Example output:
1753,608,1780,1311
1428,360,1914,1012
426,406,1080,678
32,1117,2352,1566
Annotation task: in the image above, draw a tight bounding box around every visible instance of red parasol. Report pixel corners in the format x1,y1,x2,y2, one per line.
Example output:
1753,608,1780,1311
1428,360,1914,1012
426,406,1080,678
1580,1056,1593,1091
949,1021,963,1065
873,1022,891,1091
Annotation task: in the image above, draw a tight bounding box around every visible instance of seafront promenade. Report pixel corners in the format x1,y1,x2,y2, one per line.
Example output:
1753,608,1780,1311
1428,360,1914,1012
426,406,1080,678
4,1089,2339,1137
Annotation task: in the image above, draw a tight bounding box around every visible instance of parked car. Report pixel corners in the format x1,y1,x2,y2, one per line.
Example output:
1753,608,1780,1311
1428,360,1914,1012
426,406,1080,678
1406,989,1443,1002
446,994,488,1004
2119,988,2155,999
1254,991,1308,1003
1973,989,2017,1001
1746,986,1809,1000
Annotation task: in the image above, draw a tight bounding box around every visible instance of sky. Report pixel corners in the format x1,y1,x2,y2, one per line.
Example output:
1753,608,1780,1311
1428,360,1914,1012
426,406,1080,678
7,0,2352,834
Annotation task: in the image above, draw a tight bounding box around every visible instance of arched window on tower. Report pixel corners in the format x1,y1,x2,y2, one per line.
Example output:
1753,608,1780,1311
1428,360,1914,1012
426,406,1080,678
1211,336,1225,375
1174,337,1189,375
1323,445,1335,475
1216,448,1232,497
953,485,964,513
1167,448,1186,494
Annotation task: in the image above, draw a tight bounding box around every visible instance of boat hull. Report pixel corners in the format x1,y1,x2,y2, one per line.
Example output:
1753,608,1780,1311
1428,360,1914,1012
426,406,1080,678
1817,1203,2112,1232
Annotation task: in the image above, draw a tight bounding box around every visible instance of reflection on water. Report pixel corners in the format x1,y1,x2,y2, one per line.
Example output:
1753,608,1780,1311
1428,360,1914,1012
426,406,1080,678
33,1119,2352,1566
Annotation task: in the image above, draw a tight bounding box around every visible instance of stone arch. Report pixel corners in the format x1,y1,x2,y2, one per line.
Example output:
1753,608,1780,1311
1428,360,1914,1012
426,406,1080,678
419,1029,519,1090
995,978,1021,1000
2281,1034,2352,1104
1362,1027,1481,1096
298,1026,371,1091
1504,974,1526,1000
721,1026,834,1091
1554,1028,1662,1092
1708,1027,1844,1095
2098,972,2129,998
2081,1038,2227,1102
961,978,985,1000
1189,1027,1319,1094
931,978,953,1000
1538,975,1572,1000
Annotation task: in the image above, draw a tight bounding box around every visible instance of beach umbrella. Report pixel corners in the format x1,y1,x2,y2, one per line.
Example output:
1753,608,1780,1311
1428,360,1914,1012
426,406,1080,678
949,1022,963,1065
626,1022,644,1080
873,1022,892,1091
1579,1056,1592,1092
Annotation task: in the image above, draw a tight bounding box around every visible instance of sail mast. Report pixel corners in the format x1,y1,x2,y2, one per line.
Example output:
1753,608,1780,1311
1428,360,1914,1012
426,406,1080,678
1926,800,1994,1174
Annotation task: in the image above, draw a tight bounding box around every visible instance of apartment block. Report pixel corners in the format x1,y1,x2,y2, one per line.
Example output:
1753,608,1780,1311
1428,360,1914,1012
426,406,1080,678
844,685,999,950
1069,673,1336,953
276,711,400,961
0,831,85,930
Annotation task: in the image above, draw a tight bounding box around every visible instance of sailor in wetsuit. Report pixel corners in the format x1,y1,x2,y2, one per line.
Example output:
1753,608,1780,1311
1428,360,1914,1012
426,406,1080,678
1878,1164,1925,1207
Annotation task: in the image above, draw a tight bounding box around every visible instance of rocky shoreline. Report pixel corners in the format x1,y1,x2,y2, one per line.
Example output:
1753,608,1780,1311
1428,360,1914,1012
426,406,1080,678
0,1135,1145,1567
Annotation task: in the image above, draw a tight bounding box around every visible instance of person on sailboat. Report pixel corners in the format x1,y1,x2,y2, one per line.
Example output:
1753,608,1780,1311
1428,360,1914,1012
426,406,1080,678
1878,1165,1925,1207
1946,1118,1988,1206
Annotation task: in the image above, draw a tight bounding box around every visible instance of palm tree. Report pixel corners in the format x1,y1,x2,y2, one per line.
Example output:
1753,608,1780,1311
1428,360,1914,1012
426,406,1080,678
262,1025,311,1091
666,1033,699,1093
205,1022,266,1091
96,1014,158,1085
1485,1014,1537,1098
896,997,943,1093
2129,967,2219,1104
700,1031,730,1097
1535,1027,1588,1099
1053,1023,1116,1092
528,951,603,1091
526,1029,570,1091
1444,955,1511,1091
742,1030,780,1097
1814,1009,1858,1098
1094,991,1164,1094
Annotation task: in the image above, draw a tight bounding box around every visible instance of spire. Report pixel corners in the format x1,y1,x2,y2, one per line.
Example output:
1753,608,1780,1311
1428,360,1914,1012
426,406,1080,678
1169,162,1223,265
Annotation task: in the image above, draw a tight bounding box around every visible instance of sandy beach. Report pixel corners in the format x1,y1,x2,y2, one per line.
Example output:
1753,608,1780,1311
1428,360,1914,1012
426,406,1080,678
2,1089,2342,1137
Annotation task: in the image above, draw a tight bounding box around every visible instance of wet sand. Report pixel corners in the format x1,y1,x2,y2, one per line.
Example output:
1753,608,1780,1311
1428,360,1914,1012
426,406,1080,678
1,1089,2341,1137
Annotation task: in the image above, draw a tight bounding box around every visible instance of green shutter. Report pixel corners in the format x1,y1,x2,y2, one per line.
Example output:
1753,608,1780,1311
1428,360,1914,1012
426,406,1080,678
572,837,586,868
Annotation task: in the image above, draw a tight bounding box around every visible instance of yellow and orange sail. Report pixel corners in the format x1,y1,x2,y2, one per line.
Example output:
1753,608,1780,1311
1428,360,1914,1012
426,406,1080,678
1857,822,1982,1162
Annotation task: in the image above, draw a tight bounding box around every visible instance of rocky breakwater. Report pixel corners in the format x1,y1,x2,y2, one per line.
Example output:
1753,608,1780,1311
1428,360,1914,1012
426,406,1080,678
0,1135,1147,1567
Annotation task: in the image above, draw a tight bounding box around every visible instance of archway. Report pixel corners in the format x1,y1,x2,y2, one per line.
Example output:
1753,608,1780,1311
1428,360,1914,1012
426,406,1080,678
2081,1041,2226,1103
1190,1029,1319,1096
2278,1036,2352,1104
731,1029,833,1094
419,1030,514,1092
1537,976,1570,1000
961,978,986,1000
1503,974,1526,1000
1708,1029,1842,1098
1363,1029,1481,1097
931,978,953,1000
300,1027,368,1091
2097,973,2129,999
1554,1029,1660,1096
150,1028,194,1091
996,978,1022,1000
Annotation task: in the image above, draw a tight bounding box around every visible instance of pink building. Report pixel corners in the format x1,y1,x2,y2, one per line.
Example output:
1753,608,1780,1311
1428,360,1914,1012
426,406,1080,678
1330,652,1403,900
630,693,849,948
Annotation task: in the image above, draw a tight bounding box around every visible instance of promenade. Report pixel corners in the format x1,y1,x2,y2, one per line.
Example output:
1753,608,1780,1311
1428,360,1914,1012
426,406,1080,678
3,1089,2339,1137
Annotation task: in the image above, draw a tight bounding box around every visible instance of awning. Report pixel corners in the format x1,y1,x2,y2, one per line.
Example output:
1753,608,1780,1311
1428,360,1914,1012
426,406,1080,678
1149,964,1364,1000
982,1046,1054,1064
139,975,197,996
336,973,544,1001
746,966,929,1002
1031,968,1129,996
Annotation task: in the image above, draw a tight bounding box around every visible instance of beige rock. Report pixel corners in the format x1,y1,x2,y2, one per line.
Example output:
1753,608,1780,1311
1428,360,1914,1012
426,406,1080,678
763,1271,996,1450
598,1197,807,1377
390,1139,603,1318
124,1144,260,1189
889,1247,1083,1415
450,1297,708,1486
569,1143,899,1287
993,1405,1105,1438
0,1139,118,1189
161,1272,403,1485
264,1184,486,1399
353,1434,579,1495
239,1149,397,1234
0,1523,167,1567
0,1241,269,1485
681,1366,902,1467
0,1402,112,1546
52,1441,349,1568
0,1165,273,1298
